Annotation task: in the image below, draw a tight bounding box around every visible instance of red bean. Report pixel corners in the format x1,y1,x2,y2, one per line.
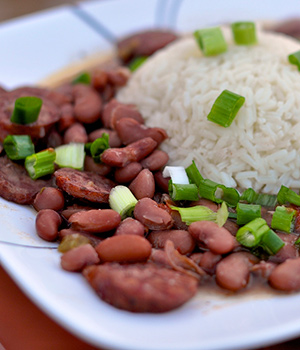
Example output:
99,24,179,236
63,122,88,144
114,162,142,183
197,251,222,275
106,67,130,87
269,258,300,291
215,252,258,291
140,150,169,171
188,221,236,254
147,229,195,255
154,171,170,193
88,128,122,148
269,232,299,263
58,103,75,132
91,68,108,90
84,155,111,176
69,209,121,233
61,244,100,272
33,187,65,212
101,137,157,167
115,118,168,145
134,197,174,230
129,168,155,199
73,83,102,124
95,234,152,262
115,217,145,236
35,209,62,241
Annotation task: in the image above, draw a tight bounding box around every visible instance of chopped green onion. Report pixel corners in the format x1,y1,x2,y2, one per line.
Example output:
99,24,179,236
84,142,92,155
90,133,110,163
271,205,296,233
129,56,148,72
10,96,42,125
240,188,277,207
259,229,284,255
169,182,199,201
194,27,227,56
25,148,56,180
55,143,85,170
236,218,269,248
109,185,138,219
231,22,257,45
72,72,91,85
288,50,300,71
216,201,229,227
277,185,300,206
236,202,261,226
163,166,190,185
198,178,240,207
171,205,217,226
3,135,35,160
228,212,237,219
185,160,203,187
207,90,245,127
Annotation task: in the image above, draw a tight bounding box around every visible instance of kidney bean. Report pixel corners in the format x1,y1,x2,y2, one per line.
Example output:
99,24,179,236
106,66,130,87
47,129,63,149
117,30,178,63
148,229,195,255
134,197,174,230
154,171,170,193
101,99,144,129
61,244,100,272
129,169,155,199
35,209,62,241
95,234,152,262
271,18,300,39
91,68,108,90
188,221,236,254
198,251,222,275
140,150,169,171
63,122,88,144
60,204,93,220
101,137,157,167
269,258,300,291
33,187,65,212
268,232,298,264
115,118,168,145
69,209,121,233
88,128,122,148
84,155,111,176
216,252,258,291
223,219,239,236
73,83,102,124
58,103,75,132
114,162,142,183
115,217,145,236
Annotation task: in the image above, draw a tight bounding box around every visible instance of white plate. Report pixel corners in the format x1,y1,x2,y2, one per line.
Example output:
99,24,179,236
1,1,300,349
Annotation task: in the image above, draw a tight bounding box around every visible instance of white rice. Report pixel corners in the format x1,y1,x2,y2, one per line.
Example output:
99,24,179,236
117,26,300,194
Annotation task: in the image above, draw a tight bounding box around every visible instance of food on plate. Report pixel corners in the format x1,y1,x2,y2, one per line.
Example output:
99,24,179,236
2,22,300,313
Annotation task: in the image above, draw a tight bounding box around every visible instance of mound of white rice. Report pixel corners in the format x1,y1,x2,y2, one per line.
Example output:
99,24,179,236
118,26,300,194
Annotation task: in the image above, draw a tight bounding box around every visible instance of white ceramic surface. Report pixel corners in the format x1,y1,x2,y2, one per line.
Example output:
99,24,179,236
1,1,300,349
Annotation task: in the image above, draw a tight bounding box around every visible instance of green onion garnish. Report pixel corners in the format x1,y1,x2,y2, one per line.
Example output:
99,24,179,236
236,218,269,248
163,166,190,185
129,56,148,72
185,160,204,187
25,148,56,180
231,22,257,45
171,205,217,226
169,182,199,201
72,72,91,85
288,50,300,71
198,178,240,207
55,143,85,170
3,135,35,160
259,229,284,255
194,27,227,56
207,90,245,127
216,201,229,227
271,205,296,233
10,96,43,125
236,202,261,226
277,185,300,206
90,133,110,163
240,188,277,207
109,185,138,219
294,237,300,246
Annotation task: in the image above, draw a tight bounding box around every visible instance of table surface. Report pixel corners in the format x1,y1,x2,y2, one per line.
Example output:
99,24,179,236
1,1,300,349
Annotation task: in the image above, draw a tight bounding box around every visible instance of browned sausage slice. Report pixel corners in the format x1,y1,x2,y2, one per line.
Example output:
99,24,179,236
54,168,115,203
0,156,52,204
83,262,198,313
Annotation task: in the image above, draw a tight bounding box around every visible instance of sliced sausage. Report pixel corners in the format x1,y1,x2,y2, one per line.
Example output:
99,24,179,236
54,168,115,203
83,262,198,313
